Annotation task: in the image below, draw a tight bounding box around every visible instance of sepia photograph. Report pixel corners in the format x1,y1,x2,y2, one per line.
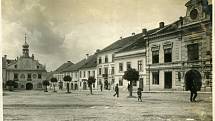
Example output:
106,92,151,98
1,0,213,121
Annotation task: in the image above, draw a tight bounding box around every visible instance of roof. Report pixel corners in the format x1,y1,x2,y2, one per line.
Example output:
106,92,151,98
63,59,87,72
116,37,146,53
2,57,16,69
99,33,144,53
80,54,97,69
55,61,74,73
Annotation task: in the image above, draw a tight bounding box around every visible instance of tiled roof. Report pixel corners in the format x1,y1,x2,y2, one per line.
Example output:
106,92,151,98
99,33,144,53
80,54,97,69
55,61,74,73
63,59,86,72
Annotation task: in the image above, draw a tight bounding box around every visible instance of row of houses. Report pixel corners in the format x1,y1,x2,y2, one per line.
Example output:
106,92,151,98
53,0,212,91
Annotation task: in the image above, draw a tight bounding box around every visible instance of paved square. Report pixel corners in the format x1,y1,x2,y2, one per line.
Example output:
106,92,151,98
3,90,212,121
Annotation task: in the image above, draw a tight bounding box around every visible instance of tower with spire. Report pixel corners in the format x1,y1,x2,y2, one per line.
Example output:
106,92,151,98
22,34,30,57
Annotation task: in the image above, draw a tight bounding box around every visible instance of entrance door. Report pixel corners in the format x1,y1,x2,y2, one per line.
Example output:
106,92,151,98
164,72,172,89
139,78,144,90
26,83,33,90
83,82,87,90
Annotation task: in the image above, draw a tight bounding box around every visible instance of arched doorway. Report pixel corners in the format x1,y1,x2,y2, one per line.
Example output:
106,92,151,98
184,70,202,91
26,83,33,90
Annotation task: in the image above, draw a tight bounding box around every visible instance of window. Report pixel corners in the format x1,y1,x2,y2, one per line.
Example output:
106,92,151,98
119,63,123,72
14,73,18,80
164,48,172,62
126,62,131,70
104,67,108,74
152,72,159,85
152,50,159,64
83,71,86,78
14,65,17,69
37,66,39,69
119,78,123,86
38,74,42,79
80,71,82,78
105,55,108,63
20,74,25,79
111,67,114,75
28,73,31,79
99,68,102,75
98,57,102,64
188,43,199,61
138,60,143,71
88,71,90,77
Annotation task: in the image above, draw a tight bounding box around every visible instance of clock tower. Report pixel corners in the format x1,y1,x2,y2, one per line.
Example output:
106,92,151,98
183,0,211,25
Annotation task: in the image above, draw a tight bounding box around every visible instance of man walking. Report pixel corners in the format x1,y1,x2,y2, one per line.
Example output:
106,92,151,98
190,80,198,102
137,88,142,102
113,84,119,97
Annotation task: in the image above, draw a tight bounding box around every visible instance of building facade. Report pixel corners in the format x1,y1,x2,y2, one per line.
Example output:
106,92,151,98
2,36,47,90
144,0,212,90
114,38,147,91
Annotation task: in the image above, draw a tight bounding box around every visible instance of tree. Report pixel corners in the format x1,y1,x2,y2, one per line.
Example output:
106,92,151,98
50,77,58,92
42,80,50,92
123,68,139,97
88,76,96,94
63,75,72,93
6,80,15,91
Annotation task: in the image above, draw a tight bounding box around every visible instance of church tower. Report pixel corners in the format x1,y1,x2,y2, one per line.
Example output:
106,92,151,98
22,34,30,57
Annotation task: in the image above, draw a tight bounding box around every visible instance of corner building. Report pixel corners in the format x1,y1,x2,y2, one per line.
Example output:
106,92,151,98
144,0,212,90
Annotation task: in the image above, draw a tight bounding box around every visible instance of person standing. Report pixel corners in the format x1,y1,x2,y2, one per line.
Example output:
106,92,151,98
190,79,197,102
137,88,142,102
113,84,119,97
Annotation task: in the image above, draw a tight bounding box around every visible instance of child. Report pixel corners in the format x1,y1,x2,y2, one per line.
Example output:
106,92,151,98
137,88,142,102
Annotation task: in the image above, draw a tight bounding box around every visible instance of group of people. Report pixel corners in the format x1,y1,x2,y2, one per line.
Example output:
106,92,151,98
113,84,143,102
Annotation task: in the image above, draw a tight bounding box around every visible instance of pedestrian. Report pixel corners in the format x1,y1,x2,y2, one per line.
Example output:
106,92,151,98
190,80,198,102
137,88,142,102
100,83,103,92
113,84,119,97
127,83,130,92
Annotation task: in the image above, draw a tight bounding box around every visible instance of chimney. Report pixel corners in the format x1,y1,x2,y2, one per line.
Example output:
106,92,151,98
32,54,34,60
142,28,147,35
159,22,165,28
132,32,135,36
120,36,123,40
86,54,89,59
4,55,7,59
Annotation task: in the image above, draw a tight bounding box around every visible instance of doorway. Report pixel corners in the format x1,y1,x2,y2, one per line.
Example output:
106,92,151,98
164,72,172,89
26,83,33,90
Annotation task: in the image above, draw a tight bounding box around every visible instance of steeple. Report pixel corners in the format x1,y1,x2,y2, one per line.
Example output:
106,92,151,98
22,33,30,57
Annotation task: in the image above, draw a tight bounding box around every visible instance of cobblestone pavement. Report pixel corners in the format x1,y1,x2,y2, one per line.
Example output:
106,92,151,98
3,89,212,121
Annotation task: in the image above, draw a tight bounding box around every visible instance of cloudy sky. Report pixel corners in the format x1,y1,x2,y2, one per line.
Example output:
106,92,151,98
2,0,212,71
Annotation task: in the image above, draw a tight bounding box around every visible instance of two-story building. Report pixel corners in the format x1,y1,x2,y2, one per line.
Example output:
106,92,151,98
2,35,47,90
114,37,147,91
96,33,144,90
79,54,97,90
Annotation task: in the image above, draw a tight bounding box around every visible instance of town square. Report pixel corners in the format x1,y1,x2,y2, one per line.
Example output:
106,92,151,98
1,0,213,121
